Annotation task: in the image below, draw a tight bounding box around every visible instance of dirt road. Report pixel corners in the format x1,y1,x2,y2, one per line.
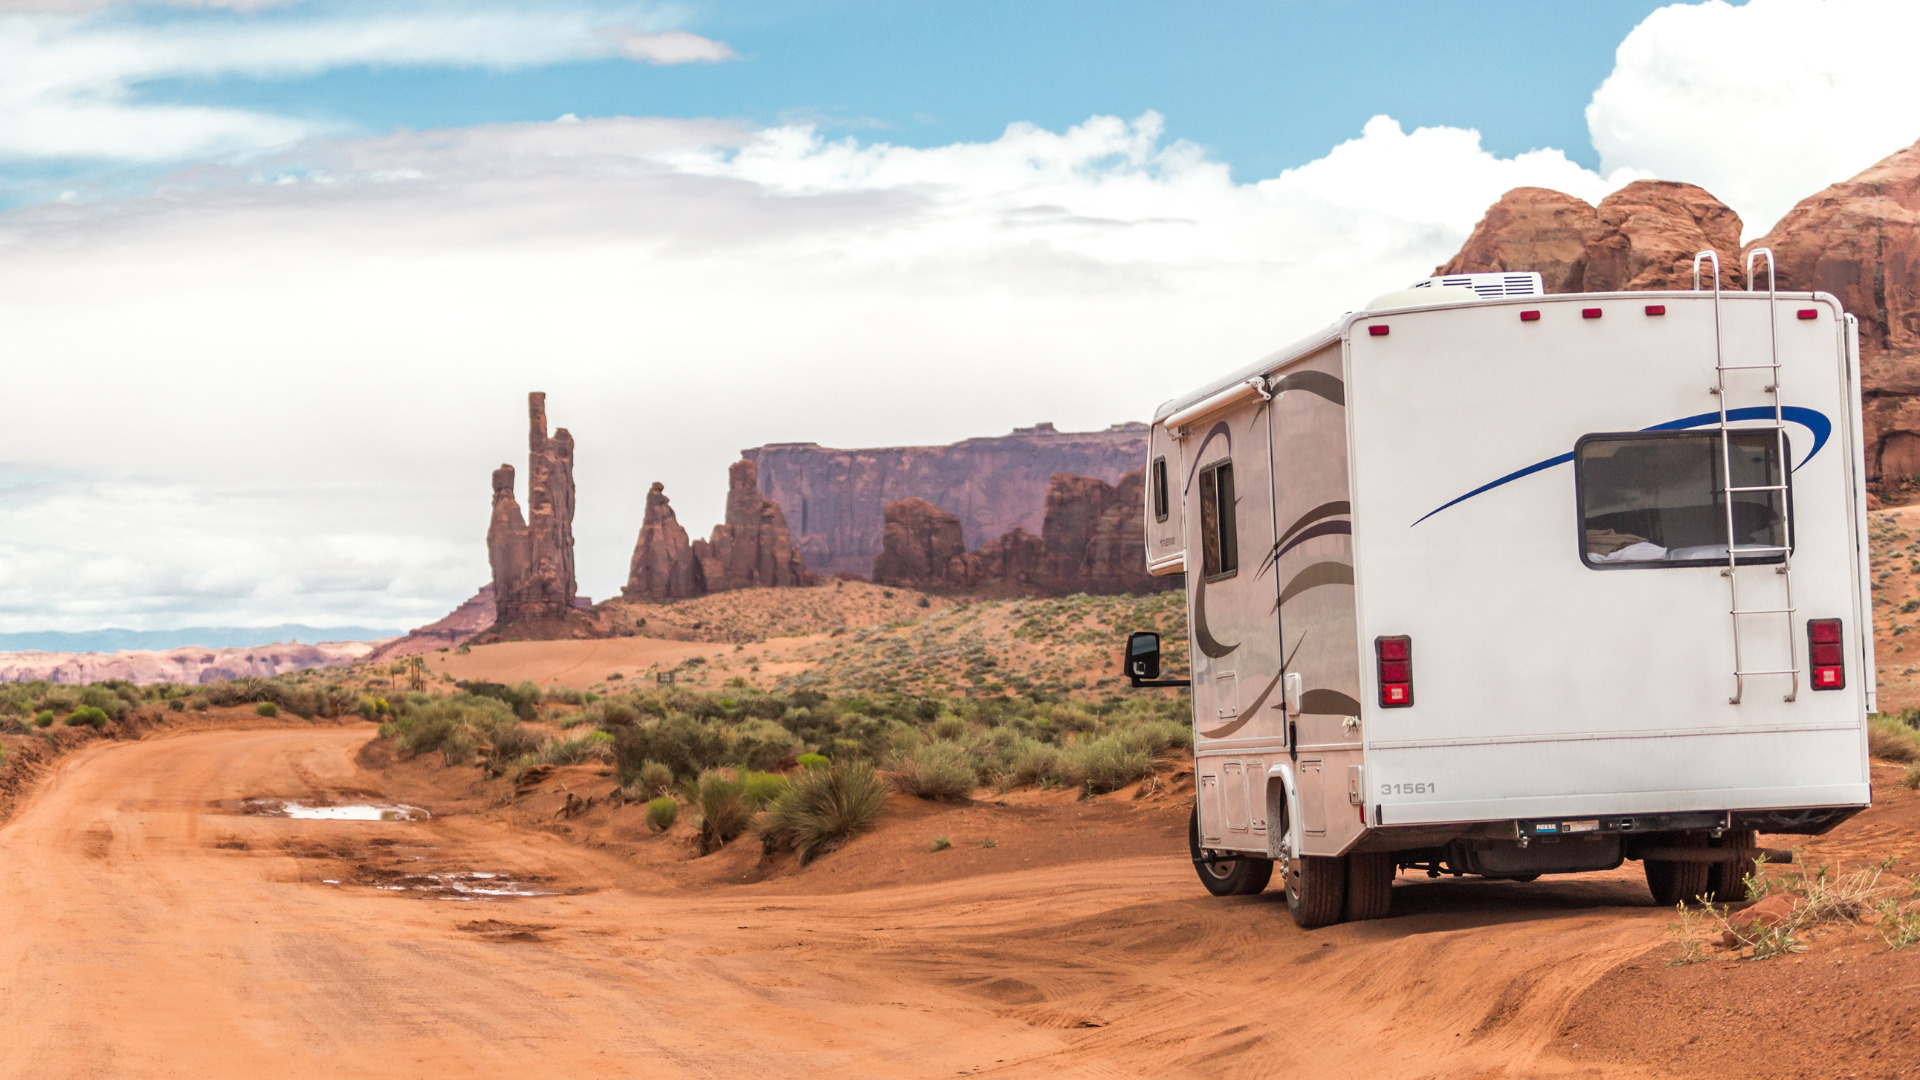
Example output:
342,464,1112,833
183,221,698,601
2,726,1689,1078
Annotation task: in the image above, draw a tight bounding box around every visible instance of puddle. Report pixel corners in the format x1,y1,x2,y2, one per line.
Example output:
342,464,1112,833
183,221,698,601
237,799,429,822
337,869,559,901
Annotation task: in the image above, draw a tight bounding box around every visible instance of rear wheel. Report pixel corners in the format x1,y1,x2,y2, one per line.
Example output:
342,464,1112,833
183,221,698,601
1189,804,1273,897
1344,851,1395,922
1707,829,1758,903
1644,833,1712,907
1286,855,1348,928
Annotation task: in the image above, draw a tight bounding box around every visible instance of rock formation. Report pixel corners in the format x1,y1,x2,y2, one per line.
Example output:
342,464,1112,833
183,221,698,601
623,461,816,600
692,460,816,593
623,483,699,600
1747,139,1920,485
745,422,1150,578
366,585,496,661
482,393,590,639
1438,180,1746,292
874,470,1174,596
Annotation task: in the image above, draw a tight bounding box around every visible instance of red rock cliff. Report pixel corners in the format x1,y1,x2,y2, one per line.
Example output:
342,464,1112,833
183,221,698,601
1747,139,1920,486
745,422,1150,579
874,470,1174,596
693,460,816,592
1438,180,1746,291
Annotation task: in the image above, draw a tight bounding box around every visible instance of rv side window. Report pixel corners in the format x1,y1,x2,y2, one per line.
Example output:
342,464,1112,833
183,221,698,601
1575,430,1791,569
1151,457,1170,523
1199,460,1238,578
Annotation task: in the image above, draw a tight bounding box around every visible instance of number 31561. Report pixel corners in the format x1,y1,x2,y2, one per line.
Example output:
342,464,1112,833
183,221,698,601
1380,782,1434,796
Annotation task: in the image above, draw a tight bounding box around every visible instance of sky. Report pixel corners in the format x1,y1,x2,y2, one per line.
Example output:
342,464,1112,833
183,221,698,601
1,0,1917,636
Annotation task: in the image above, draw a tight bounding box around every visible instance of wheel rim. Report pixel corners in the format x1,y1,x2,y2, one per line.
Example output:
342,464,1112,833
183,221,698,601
1201,855,1238,880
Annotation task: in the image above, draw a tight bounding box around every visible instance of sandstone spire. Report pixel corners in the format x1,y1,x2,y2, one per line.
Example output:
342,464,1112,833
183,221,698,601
483,392,586,638
623,482,698,600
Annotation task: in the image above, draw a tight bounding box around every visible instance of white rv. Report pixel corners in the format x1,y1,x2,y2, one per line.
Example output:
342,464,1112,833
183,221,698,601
1125,254,1873,928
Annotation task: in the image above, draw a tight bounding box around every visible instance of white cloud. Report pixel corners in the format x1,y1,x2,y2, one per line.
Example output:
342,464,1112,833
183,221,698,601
1588,0,1920,237
0,3,735,161
0,111,1631,629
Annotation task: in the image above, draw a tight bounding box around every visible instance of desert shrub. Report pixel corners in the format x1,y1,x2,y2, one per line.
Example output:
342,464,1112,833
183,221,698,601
797,752,829,770
612,714,729,783
77,686,131,722
486,723,543,771
694,772,754,853
929,835,951,851
759,760,887,864
168,698,185,712
930,713,969,741
1869,713,1920,762
739,770,790,809
632,760,675,798
190,696,210,712
454,679,541,720
544,685,586,705
388,694,516,766
33,709,56,728
728,719,803,772
255,702,280,717
1058,733,1153,793
65,705,110,728
1006,738,1063,787
645,796,680,831
359,696,390,720
888,740,977,800
540,731,614,766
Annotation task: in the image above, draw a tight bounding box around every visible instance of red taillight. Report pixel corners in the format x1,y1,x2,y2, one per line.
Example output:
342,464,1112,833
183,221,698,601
1798,308,1819,320
1376,635,1412,708
1808,619,1844,691
1520,310,1541,322
1645,304,1666,316
1582,308,1602,319
1369,325,1389,337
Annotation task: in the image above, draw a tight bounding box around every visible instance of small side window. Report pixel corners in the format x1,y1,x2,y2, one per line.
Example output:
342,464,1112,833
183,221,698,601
1198,460,1238,579
1151,457,1170,523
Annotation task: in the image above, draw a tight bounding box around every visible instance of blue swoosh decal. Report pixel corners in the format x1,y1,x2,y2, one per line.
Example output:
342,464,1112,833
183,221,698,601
1412,406,1832,527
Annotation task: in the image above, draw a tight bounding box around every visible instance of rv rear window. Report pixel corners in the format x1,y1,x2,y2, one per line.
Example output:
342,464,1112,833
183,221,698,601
1199,460,1238,578
1152,457,1170,523
1575,430,1791,569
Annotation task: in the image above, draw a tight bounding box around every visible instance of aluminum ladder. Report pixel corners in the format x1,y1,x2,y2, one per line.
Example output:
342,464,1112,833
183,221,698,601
1695,248,1798,704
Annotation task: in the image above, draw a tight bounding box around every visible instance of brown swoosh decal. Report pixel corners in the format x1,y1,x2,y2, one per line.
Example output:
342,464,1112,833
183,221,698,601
1196,669,1282,740
1270,370,1345,406
1300,689,1363,716
1278,561,1354,607
1192,569,1238,659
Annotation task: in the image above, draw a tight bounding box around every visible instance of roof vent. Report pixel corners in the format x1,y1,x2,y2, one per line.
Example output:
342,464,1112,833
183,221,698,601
1410,272,1543,299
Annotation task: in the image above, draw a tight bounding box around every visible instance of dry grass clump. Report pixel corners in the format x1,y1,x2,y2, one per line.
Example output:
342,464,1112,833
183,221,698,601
1868,713,1920,762
538,730,613,767
694,771,755,854
759,760,888,864
889,741,977,800
644,796,679,832
1673,856,1909,962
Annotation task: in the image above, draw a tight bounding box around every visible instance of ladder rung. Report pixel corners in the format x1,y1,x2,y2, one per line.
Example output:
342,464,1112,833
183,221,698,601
1717,364,1781,372
1736,668,1800,676
1731,607,1796,616
1729,544,1791,553
1724,485,1788,493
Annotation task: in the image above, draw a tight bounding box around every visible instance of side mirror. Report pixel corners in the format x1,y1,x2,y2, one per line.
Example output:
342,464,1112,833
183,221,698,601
1126,631,1162,680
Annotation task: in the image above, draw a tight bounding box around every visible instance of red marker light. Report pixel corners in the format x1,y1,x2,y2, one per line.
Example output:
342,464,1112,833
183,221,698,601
1376,635,1413,709
1798,308,1819,320
1582,308,1603,319
1520,310,1541,322
1368,325,1389,337
1645,304,1667,316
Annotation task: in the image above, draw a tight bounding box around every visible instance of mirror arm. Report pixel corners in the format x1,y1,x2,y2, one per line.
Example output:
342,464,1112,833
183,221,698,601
1129,675,1192,689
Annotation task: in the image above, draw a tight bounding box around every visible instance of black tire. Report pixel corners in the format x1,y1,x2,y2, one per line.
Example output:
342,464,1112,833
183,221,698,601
1644,833,1712,907
1707,829,1757,903
1286,855,1348,928
1189,803,1273,897
1344,851,1395,922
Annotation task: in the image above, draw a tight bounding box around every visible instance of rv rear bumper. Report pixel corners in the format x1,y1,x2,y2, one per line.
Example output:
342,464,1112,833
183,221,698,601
1370,783,1870,834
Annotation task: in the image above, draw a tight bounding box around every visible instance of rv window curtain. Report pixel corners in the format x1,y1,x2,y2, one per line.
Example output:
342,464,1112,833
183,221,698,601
1576,431,1790,568
1199,461,1238,578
